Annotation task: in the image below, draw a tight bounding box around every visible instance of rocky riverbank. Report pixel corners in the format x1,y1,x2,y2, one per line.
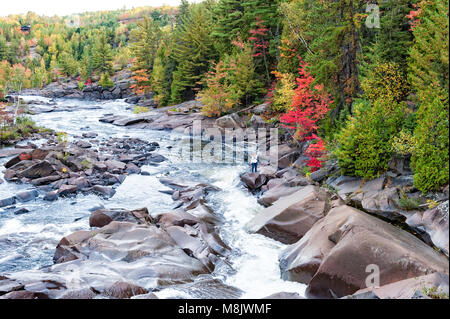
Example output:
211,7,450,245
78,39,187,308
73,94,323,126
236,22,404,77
0,97,448,299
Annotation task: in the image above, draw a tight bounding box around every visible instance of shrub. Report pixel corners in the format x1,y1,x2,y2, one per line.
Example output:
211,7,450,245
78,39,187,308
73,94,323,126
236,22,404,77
134,106,149,114
271,71,296,112
361,62,409,103
334,99,404,179
99,73,114,88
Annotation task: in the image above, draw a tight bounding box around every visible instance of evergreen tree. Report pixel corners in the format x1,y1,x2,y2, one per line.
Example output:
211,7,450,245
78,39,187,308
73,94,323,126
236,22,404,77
91,33,113,75
409,0,449,192
212,0,245,55
130,17,162,75
0,35,8,61
170,4,216,103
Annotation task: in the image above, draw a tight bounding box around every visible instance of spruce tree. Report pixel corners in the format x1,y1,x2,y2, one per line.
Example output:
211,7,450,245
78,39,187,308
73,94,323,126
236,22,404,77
92,33,113,75
170,4,216,103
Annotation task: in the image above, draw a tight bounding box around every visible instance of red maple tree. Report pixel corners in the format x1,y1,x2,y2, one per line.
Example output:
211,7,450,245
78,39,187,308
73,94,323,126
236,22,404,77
280,57,332,171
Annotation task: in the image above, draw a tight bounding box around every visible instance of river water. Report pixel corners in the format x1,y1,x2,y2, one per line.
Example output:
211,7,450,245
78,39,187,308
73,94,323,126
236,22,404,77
0,97,306,299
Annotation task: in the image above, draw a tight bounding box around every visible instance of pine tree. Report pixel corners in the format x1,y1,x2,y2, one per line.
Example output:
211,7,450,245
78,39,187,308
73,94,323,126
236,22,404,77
130,17,162,75
409,0,449,192
91,33,113,75
211,0,245,55
170,3,216,103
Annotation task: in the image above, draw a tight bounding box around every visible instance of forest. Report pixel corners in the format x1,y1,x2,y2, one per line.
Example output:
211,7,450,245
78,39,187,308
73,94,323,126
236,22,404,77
0,0,448,195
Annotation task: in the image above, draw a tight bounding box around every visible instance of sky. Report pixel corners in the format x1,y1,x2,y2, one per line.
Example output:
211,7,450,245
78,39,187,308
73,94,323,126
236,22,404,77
1,0,199,16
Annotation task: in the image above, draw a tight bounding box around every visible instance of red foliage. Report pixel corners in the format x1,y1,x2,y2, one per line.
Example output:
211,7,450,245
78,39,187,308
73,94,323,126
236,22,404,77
280,57,333,171
84,78,92,86
248,18,270,59
406,3,422,31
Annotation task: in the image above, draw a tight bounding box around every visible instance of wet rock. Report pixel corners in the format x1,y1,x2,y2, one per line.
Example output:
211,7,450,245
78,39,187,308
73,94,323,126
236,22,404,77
0,148,32,159
90,185,116,198
0,197,16,208
102,281,148,299
31,175,61,186
57,184,78,196
82,132,98,139
262,292,304,299
43,191,59,202
53,221,209,282
89,208,151,228
148,154,167,164
58,288,96,299
279,205,449,298
258,185,304,207
130,293,159,299
125,163,141,174
0,290,49,299
349,272,449,299
20,161,55,179
240,173,268,191
14,190,39,202
74,141,91,149
14,208,30,215
247,186,330,244
104,160,126,172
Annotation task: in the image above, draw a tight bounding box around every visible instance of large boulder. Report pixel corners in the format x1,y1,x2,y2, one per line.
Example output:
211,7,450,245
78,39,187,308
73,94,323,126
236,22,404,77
247,186,331,244
347,272,449,299
406,201,449,257
279,205,449,298
89,208,152,228
240,173,268,191
53,221,209,282
19,160,55,179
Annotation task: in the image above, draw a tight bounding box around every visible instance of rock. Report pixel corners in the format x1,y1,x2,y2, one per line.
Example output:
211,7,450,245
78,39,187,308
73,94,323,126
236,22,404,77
279,205,449,298
258,185,304,207
57,184,78,196
262,292,304,299
14,208,30,215
350,272,449,299
247,186,330,244
31,175,61,186
240,173,268,191
43,191,59,201
82,132,98,139
156,276,243,299
74,141,92,149
14,190,39,202
91,185,116,198
249,115,266,128
53,221,209,281
89,208,151,228
125,163,141,174
0,197,16,208
252,102,269,115
0,290,48,299
215,113,243,129
278,151,301,170
20,161,55,179
148,154,167,164
104,160,126,171
30,149,50,160
58,288,96,299
102,281,148,299
0,148,32,159
406,201,449,257
130,293,159,299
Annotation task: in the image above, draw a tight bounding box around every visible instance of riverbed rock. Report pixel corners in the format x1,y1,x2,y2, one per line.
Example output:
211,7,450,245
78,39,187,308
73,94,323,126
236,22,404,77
89,208,151,228
406,200,449,257
102,281,148,299
347,272,449,299
247,186,331,244
43,191,59,201
90,185,116,198
279,205,449,298
240,173,268,191
53,221,209,284
14,189,39,202
19,160,55,179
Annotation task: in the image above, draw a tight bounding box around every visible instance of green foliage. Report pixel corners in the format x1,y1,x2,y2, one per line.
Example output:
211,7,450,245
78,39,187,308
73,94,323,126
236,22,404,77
398,191,421,211
361,62,410,103
409,0,449,193
99,73,114,88
170,3,216,103
133,106,149,114
91,33,113,75
130,17,162,74
199,45,263,117
334,99,404,179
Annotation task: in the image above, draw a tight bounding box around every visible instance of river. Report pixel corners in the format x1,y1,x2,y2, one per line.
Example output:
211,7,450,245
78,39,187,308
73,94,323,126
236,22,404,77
0,97,306,299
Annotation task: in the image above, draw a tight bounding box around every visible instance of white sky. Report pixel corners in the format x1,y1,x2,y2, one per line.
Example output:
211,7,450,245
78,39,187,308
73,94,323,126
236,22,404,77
1,0,200,16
